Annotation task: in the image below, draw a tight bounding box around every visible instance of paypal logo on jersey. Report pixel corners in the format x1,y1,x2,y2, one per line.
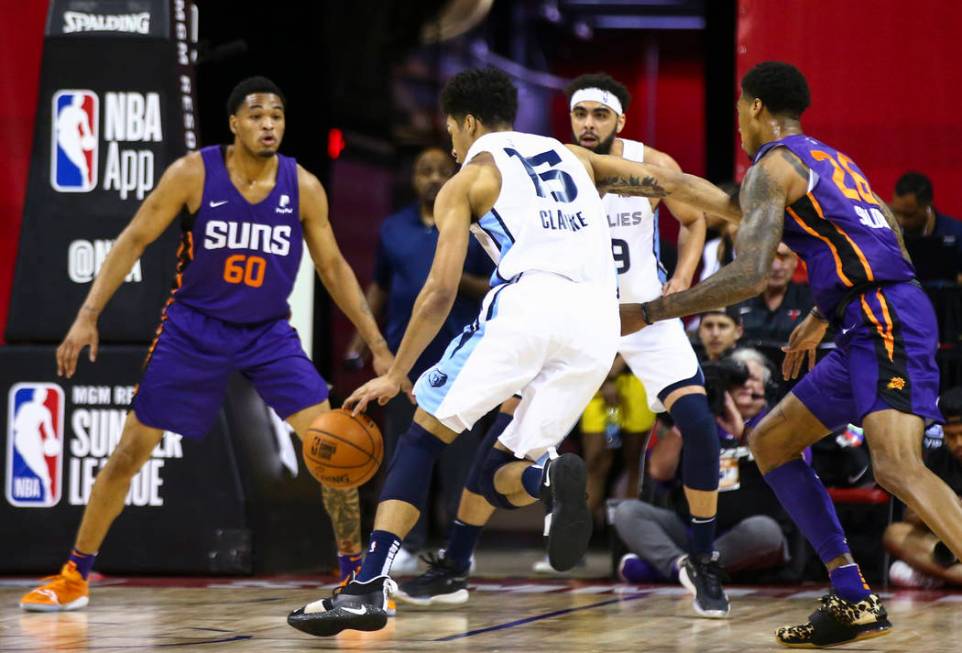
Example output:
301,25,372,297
6,383,65,508
276,194,294,214
51,90,99,192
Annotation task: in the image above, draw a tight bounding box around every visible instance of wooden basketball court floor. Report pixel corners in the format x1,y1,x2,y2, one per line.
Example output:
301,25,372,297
3,550,961,652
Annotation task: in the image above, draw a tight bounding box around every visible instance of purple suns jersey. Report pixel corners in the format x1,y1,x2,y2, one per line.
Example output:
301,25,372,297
753,134,915,316
170,145,303,324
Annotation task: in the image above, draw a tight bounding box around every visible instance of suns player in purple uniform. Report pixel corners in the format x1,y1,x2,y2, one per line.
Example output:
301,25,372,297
622,61,962,647
19,77,396,612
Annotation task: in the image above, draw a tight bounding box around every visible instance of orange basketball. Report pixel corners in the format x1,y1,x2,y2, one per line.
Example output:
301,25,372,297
302,408,383,489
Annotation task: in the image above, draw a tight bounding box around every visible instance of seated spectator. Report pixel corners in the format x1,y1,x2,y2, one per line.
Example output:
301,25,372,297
695,307,743,362
613,348,797,584
884,387,962,588
734,242,812,345
891,171,962,283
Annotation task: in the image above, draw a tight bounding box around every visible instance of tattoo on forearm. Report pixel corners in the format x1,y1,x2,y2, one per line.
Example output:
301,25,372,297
597,175,668,198
646,162,785,322
322,486,361,553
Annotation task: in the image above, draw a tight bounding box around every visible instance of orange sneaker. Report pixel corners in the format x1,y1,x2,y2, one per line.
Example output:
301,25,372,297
19,562,89,612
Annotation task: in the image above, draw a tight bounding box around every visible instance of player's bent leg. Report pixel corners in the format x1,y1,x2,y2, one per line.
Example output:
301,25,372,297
20,411,163,612
287,401,364,583
288,408,458,636
396,402,519,608
662,383,728,618
862,408,962,564
750,395,891,646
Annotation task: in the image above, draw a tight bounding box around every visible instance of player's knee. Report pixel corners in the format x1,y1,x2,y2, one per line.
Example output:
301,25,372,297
379,423,447,507
747,424,779,471
871,453,919,494
102,444,148,480
476,447,521,510
668,393,719,491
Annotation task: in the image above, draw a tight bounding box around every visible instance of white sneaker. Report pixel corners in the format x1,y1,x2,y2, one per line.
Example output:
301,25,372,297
532,555,586,575
888,560,944,589
391,547,419,575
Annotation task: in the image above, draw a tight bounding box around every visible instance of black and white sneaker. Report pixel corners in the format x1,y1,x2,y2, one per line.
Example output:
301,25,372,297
394,552,470,608
287,575,396,637
540,453,592,572
678,552,730,618
775,592,891,647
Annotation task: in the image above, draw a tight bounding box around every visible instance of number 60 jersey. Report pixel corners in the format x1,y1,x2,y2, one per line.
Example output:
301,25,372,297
172,145,302,323
465,131,616,293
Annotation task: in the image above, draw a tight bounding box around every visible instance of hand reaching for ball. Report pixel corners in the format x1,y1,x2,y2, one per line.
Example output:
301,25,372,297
344,371,413,415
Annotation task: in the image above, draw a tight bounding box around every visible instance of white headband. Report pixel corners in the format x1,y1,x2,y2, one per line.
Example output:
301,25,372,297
570,88,623,115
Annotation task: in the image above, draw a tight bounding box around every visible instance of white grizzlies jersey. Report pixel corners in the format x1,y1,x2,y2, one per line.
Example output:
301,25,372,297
603,138,666,303
465,131,616,292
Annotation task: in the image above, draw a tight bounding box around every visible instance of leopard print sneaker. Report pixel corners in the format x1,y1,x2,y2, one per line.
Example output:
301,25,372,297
775,592,891,648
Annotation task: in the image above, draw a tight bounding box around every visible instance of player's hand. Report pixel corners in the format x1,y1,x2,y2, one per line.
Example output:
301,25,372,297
344,371,412,415
781,313,828,380
716,391,745,438
662,277,690,296
619,304,649,335
57,315,99,378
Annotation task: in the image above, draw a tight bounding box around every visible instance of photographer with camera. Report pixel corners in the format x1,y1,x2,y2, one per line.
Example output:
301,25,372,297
884,386,962,588
614,348,798,584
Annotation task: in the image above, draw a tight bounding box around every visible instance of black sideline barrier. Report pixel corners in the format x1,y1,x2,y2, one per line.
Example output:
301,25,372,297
0,346,336,574
6,0,199,342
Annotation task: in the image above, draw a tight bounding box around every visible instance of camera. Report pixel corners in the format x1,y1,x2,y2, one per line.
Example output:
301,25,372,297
701,358,749,416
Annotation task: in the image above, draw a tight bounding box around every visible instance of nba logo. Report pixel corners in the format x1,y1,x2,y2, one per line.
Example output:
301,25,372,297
50,90,99,192
6,383,65,508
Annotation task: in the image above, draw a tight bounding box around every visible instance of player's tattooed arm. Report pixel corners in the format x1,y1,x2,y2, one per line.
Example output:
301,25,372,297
626,157,787,329
321,486,362,555
596,173,669,197
872,192,912,263
569,145,740,222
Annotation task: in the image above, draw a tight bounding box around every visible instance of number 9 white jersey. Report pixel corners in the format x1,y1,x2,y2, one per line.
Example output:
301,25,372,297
464,131,616,293
603,138,666,304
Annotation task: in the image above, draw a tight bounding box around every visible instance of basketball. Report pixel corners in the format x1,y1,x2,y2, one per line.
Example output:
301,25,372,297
302,408,383,489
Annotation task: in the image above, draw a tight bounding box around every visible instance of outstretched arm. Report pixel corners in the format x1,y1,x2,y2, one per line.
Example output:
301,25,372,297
344,162,493,414
56,153,200,377
568,144,740,223
299,166,393,375
643,148,707,294
622,150,802,332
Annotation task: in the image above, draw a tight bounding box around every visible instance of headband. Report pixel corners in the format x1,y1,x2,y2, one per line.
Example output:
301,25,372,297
570,88,623,115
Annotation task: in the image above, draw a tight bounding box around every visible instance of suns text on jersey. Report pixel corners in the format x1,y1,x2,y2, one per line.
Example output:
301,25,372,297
203,220,292,256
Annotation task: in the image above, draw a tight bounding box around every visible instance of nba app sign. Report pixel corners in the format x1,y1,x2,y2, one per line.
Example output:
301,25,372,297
5,383,65,508
51,90,99,193
50,89,162,199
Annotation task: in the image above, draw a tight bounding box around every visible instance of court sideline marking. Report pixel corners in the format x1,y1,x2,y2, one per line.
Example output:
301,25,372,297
433,592,650,641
